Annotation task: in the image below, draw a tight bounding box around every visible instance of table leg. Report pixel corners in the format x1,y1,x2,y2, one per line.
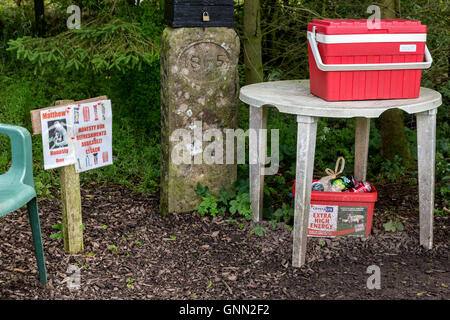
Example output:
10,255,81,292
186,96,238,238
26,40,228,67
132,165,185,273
416,108,437,250
249,105,267,222
292,115,318,267
354,117,371,181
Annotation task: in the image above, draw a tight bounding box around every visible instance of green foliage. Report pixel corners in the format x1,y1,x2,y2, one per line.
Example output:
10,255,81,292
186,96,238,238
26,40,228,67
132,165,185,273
34,179,53,198
50,223,64,240
434,209,448,217
383,220,405,233
195,184,226,217
107,244,119,254
195,183,211,198
379,155,407,182
195,193,222,217
50,223,85,240
0,57,161,194
272,202,294,224
1,0,163,194
126,278,135,288
436,152,450,198
194,183,252,220
7,18,159,74
218,187,235,206
250,225,266,237
229,192,252,219
231,177,250,195
194,184,223,217
268,219,277,230
435,81,450,202
0,1,34,52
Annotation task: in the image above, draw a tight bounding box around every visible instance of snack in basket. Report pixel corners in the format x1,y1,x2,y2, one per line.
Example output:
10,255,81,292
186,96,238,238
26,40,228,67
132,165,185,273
345,181,372,193
317,156,345,191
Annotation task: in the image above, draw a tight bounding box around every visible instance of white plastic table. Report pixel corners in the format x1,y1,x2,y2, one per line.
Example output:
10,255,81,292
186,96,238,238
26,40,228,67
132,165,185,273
239,80,442,267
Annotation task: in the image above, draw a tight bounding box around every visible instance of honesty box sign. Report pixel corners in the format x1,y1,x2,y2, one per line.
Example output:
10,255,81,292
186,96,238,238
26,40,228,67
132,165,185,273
73,100,113,173
307,205,368,238
40,106,76,170
40,99,113,172
307,205,338,237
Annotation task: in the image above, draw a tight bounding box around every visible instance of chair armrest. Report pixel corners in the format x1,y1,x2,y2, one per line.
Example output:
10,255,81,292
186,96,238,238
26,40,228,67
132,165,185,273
0,124,35,187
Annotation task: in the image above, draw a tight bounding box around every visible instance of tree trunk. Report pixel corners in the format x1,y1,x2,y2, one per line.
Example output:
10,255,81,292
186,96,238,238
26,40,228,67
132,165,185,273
34,0,45,36
381,0,396,19
243,0,263,85
378,0,414,168
268,0,280,65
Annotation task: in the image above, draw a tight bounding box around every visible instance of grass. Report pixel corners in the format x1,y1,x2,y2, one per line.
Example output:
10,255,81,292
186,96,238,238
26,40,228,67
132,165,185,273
0,61,161,195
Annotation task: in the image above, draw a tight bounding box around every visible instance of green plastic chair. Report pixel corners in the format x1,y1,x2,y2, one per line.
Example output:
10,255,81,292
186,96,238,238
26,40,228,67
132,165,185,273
0,123,47,284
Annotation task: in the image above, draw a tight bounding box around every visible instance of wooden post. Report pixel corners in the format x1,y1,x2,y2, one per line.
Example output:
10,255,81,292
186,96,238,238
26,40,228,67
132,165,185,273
416,108,437,250
354,117,371,181
54,100,84,253
30,96,106,253
249,105,267,222
292,115,318,267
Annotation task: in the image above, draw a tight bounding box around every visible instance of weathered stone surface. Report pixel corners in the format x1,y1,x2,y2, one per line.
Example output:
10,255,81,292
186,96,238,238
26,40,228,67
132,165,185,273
160,27,239,214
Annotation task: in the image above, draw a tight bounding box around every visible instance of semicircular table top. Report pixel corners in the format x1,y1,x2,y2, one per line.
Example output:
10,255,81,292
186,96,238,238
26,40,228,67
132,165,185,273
239,80,442,118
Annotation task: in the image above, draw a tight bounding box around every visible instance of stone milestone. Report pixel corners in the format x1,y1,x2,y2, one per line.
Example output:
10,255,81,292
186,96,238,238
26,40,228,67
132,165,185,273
160,27,239,214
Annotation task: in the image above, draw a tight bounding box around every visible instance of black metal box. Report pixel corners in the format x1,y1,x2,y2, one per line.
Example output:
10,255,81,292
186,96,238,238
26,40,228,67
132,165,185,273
164,0,235,28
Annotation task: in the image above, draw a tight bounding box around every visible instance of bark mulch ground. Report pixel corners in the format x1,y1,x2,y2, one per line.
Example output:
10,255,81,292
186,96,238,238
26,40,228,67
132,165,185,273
0,181,448,300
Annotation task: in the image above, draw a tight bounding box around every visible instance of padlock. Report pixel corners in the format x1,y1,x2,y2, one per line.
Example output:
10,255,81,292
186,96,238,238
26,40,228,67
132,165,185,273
202,12,210,22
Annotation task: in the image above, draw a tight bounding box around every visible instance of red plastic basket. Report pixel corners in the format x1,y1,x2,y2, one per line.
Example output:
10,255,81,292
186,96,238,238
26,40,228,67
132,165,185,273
292,180,378,237
307,19,432,101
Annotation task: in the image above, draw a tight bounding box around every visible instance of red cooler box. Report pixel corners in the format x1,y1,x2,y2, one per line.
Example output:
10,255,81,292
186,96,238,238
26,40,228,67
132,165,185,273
307,19,432,101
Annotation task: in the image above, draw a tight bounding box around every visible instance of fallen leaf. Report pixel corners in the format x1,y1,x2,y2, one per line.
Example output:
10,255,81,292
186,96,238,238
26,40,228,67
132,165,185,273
211,231,220,237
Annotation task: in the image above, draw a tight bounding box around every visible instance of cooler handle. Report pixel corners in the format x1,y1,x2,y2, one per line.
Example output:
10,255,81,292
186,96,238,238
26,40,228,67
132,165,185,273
307,26,432,71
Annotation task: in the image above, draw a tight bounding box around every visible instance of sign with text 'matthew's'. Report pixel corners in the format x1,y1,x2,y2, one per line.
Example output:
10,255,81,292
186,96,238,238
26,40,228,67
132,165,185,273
40,100,113,172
